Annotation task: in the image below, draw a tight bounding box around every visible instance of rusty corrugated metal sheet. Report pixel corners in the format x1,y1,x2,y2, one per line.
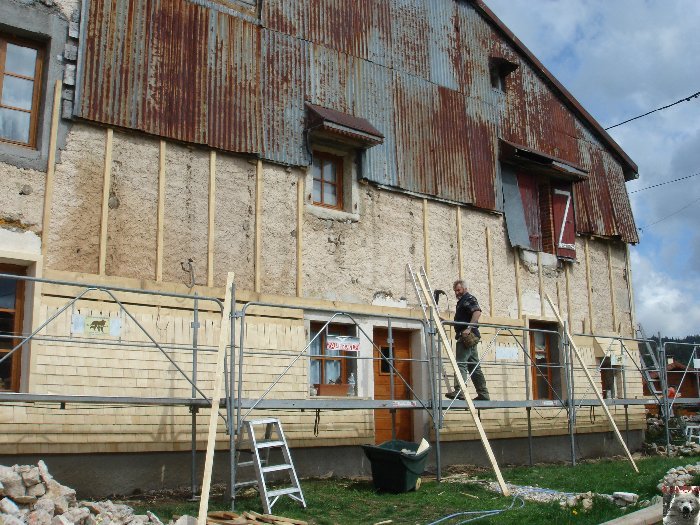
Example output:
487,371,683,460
79,0,261,153
78,0,637,242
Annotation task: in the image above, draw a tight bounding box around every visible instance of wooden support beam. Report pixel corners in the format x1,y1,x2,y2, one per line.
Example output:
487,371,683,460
456,206,463,280
485,227,494,316
607,244,617,332
198,272,235,525
625,244,637,334
296,175,304,298
584,238,594,333
41,80,62,257
207,151,216,288
545,294,639,473
155,141,166,282
416,273,509,496
422,199,430,276
513,249,522,318
254,160,263,293
565,264,573,331
98,128,113,275
537,251,544,316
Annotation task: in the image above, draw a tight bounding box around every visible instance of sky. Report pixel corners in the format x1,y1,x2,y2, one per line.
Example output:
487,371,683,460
485,0,700,338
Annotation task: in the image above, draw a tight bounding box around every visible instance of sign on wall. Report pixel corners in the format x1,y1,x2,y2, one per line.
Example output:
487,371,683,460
326,336,360,353
71,314,122,337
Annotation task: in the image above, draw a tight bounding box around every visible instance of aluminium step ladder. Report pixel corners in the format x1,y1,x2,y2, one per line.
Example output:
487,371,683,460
636,325,663,395
240,418,306,514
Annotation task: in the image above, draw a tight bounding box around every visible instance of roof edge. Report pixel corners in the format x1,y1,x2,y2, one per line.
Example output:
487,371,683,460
470,0,639,181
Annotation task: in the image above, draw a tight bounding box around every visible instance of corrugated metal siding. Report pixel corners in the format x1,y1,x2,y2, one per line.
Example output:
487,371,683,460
79,0,261,153
78,0,637,242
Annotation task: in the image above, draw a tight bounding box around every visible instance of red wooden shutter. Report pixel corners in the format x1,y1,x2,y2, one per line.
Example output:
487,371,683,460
516,172,542,251
552,183,576,259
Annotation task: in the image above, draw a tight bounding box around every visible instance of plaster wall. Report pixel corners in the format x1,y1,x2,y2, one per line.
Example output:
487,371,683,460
426,201,459,300
106,131,159,279
457,208,492,316
45,124,104,273
0,162,44,233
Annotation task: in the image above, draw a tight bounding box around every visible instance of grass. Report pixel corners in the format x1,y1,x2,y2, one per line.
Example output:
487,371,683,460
129,455,700,525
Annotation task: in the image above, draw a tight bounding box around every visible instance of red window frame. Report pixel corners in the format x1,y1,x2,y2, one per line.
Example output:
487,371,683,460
311,152,343,210
0,264,25,392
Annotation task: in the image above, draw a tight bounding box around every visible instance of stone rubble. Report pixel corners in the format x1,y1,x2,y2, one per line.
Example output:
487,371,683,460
0,462,167,525
657,462,700,491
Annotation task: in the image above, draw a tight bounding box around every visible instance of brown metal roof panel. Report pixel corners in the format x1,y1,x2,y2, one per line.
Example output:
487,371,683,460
390,0,430,80
261,29,310,166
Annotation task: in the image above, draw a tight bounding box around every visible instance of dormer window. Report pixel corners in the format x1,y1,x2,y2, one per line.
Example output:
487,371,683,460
489,57,518,92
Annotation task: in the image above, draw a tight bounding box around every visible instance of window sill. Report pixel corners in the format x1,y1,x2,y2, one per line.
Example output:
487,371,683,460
306,203,359,223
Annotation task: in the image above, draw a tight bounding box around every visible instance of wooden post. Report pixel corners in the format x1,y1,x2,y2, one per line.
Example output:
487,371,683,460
41,80,62,256
422,199,430,276
207,151,216,288
485,227,494,316
584,238,594,333
155,141,166,282
545,294,639,473
254,160,263,293
416,273,510,495
537,251,544,316
98,128,113,275
607,244,617,332
513,248,522,318
296,175,304,297
625,244,637,334
565,264,573,331
456,206,463,280
198,272,235,525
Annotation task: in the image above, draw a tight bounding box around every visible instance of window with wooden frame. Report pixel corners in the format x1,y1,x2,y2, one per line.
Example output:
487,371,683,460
0,265,26,392
529,322,562,400
516,171,576,259
309,322,357,396
0,34,44,148
311,152,343,210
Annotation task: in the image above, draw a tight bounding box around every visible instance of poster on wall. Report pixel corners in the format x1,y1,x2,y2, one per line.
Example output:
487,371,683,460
326,336,360,353
71,315,122,337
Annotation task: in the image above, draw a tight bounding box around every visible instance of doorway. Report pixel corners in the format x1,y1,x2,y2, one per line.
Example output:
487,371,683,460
373,328,413,444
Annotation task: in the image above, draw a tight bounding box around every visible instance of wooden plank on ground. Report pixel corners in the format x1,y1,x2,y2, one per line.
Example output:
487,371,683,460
197,272,235,525
545,294,638,473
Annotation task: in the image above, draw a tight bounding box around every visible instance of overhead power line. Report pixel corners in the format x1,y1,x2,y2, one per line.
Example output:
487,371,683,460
630,171,700,194
605,90,700,130
638,194,700,233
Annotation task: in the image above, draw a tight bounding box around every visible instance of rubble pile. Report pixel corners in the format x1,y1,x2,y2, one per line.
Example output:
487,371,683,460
657,463,700,490
642,441,700,457
0,461,163,525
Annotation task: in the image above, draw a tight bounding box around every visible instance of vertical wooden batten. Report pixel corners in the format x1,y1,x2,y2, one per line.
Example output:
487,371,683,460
254,160,263,293
207,151,216,288
537,251,544,316
625,244,637,334
513,249,522,318
422,199,430,276
41,80,62,257
584,238,594,333
485,227,494,316
456,206,463,280
98,128,113,275
155,141,166,282
565,264,573,331
607,244,617,332
296,175,303,297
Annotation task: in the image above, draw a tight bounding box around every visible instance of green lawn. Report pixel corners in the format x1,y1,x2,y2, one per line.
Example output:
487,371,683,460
130,455,700,525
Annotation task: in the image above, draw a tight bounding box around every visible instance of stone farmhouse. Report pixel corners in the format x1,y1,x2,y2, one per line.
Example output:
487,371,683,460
0,0,645,494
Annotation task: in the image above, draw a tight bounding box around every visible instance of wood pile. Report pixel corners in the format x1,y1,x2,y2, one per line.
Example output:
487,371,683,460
207,510,307,525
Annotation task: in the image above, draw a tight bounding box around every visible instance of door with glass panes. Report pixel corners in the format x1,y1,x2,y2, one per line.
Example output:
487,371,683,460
0,265,25,392
373,328,412,443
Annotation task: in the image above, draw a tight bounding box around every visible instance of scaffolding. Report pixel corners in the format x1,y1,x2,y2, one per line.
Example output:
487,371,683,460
0,272,697,507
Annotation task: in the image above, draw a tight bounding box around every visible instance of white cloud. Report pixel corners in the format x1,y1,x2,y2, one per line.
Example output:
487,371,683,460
485,0,700,337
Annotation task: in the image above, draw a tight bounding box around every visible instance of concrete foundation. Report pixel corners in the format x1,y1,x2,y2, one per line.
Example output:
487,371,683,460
0,430,643,498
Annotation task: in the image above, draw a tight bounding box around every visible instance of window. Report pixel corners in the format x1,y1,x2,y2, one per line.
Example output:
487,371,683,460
599,356,623,399
0,265,25,392
529,322,562,400
489,57,518,91
309,322,358,396
516,172,576,259
0,35,44,148
311,152,343,210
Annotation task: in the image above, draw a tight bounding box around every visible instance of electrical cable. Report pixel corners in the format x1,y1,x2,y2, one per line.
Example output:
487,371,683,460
630,171,700,194
604,90,700,130
425,495,525,525
638,194,700,232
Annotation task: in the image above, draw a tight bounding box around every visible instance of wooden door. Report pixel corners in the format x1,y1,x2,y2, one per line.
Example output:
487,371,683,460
530,328,554,400
373,328,413,444
0,264,25,392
